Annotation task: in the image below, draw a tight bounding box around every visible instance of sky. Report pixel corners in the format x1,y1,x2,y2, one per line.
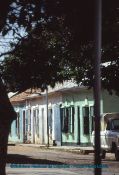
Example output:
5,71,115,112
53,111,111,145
0,28,26,61
0,33,12,60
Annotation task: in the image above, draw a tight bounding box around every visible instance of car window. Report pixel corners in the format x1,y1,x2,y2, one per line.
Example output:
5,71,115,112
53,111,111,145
106,121,111,130
111,119,119,130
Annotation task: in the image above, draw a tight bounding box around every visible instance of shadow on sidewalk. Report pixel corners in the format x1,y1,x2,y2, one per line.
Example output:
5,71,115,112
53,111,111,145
7,154,65,164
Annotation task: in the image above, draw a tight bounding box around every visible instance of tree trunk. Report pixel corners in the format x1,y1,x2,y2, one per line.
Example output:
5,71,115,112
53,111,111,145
0,121,11,175
0,78,17,175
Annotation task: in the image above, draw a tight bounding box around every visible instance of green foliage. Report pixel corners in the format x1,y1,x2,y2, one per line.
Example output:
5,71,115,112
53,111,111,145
0,0,119,93
0,23,72,92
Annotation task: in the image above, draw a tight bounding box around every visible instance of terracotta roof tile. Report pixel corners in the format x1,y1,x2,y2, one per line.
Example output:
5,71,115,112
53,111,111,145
10,89,41,103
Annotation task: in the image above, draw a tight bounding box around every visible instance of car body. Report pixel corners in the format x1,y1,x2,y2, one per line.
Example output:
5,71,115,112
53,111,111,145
91,113,119,160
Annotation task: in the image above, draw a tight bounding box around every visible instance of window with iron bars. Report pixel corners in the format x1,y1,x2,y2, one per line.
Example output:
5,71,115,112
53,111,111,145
61,106,75,133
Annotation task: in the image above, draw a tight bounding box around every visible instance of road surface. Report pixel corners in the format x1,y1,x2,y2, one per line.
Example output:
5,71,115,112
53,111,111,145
6,145,119,175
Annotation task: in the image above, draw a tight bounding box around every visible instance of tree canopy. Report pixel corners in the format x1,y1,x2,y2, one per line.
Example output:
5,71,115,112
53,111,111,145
0,0,119,94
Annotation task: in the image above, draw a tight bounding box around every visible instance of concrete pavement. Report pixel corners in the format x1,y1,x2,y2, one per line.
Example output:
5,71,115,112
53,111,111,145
17,143,94,154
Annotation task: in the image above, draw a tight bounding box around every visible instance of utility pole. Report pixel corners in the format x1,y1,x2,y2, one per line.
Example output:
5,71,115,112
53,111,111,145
94,0,102,175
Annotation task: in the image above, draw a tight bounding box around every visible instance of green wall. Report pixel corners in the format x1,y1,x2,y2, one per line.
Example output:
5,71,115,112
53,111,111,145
61,89,99,146
61,89,119,146
102,90,119,113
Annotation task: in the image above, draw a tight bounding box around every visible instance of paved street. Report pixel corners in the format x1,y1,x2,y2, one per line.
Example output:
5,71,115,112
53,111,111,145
6,145,119,175
6,168,118,175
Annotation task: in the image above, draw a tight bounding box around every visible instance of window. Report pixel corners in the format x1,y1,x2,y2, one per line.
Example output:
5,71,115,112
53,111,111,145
33,109,39,137
106,121,111,130
28,109,31,132
61,108,68,133
68,106,75,133
77,106,80,142
83,106,89,135
61,106,75,133
67,107,71,133
25,111,28,134
36,109,39,137
48,109,52,135
111,119,119,130
77,106,80,128
16,112,20,139
42,108,44,118
90,106,94,131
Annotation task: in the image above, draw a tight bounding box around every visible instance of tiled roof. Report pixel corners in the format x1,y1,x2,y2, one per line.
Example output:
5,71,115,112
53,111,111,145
10,89,41,103
10,81,83,103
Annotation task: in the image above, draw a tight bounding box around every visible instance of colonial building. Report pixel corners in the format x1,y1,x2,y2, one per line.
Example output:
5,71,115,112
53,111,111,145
9,81,119,146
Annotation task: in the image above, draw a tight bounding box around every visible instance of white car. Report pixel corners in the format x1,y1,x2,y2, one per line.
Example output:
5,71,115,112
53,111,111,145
91,113,119,160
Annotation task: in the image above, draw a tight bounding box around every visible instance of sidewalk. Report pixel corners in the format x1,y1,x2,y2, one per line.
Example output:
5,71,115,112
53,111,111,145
15,143,94,154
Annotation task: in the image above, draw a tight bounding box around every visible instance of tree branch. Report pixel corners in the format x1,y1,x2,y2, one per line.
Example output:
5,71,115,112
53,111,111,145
0,50,14,58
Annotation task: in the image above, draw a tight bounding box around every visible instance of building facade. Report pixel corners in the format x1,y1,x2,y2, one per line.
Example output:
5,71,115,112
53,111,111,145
9,82,119,146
